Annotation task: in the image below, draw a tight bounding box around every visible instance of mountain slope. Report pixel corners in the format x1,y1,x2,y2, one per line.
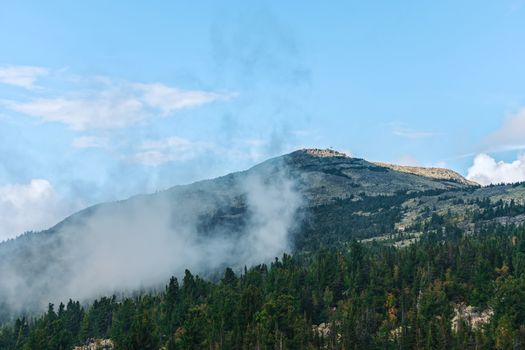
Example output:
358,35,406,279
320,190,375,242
0,148,478,255
1,149,524,320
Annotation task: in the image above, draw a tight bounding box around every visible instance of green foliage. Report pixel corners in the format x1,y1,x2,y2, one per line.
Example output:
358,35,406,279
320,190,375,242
297,190,447,250
3,225,525,349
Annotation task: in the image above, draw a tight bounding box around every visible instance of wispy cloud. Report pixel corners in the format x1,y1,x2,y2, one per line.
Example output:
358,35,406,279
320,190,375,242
445,108,525,162
0,65,48,89
392,126,438,139
3,93,144,130
133,137,214,166
131,134,295,166
135,83,237,115
487,108,525,152
72,136,109,149
2,80,236,130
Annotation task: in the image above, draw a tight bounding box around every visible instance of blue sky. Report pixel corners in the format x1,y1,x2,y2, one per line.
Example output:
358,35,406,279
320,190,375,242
1,0,525,239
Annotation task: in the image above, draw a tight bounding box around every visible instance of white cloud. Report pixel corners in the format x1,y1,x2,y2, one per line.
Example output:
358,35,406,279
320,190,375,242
0,179,67,241
0,65,48,89
2,80,236,130
466,153,525,186
4,93,144,130
72,136,109,149
488,108,525,152
135,83,236,115
133,137,213,166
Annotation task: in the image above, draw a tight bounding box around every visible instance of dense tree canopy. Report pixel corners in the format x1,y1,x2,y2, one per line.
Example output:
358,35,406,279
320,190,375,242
2,222,525,349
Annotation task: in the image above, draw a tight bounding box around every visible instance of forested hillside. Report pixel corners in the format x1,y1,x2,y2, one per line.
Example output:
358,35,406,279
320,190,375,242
0,149,485,321
1,150,525,349
2,223,525,349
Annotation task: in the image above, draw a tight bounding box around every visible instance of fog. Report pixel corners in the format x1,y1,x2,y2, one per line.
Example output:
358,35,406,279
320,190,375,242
0,163,302,316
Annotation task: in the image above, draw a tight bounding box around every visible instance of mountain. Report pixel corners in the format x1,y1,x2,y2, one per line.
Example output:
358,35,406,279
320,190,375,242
371,161,478,186
1,149,525,320
0,148,478,249
0,148,476,259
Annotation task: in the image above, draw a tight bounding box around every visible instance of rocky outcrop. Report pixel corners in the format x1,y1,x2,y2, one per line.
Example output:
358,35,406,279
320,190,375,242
373,162,479,186
451,304,493,332
73,338,114,350
303,148,348,158
312,322,332,338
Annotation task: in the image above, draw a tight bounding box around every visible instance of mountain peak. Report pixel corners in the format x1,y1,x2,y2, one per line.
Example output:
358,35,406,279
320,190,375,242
288,149,477,186
297,148,349,158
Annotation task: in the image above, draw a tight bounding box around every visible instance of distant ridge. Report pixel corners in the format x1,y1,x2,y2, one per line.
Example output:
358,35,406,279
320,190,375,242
372,161,479,186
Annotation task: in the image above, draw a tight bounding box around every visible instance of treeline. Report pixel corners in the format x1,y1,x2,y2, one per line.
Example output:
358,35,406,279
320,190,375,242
472,198,525,221
297,190,452,250
2,225,525,349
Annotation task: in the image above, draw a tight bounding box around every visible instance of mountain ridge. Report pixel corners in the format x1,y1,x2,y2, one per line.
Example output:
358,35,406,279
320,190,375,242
372,161,479,186
2,148,476,244
1,148,524,320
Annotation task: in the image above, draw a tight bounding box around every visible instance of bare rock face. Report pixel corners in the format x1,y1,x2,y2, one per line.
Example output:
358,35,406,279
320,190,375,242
294,148,477,187
372,162,479,186
279,149,475,206
312,322,332,338
451,304,493,332
73,338,114,350
303,148,349,158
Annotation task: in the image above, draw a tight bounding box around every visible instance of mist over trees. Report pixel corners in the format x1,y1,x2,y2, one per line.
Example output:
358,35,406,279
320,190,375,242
0,167,302,317
2,223,525,349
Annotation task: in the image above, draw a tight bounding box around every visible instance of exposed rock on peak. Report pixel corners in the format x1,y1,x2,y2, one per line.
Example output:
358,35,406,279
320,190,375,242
300,148,349,158
372,162,479,186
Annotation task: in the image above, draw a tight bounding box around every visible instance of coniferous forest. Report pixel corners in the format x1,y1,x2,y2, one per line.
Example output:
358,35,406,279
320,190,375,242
5,0,525,350
3,0,525,348
2,223,525,349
